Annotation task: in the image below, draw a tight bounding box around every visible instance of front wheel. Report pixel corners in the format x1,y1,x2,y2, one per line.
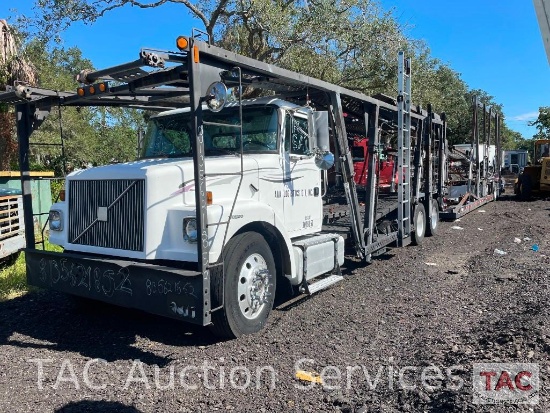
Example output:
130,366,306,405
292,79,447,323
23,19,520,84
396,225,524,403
210,232,276,338
412,203,426,245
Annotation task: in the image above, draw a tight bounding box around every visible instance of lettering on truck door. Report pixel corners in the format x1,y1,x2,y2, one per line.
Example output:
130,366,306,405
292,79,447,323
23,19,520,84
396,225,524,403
282,112,322,235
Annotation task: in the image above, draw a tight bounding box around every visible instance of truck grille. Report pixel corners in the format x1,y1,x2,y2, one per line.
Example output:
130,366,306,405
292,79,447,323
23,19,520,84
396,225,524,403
0,195,22,241
69,179,145,251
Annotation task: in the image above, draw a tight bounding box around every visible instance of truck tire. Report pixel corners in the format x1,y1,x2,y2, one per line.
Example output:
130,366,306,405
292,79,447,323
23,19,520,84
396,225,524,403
412,203,426,245
426,201,439,237
209,232,276,338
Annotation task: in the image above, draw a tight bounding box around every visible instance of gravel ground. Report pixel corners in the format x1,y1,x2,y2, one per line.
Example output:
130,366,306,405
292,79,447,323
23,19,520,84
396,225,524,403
0,196,548,412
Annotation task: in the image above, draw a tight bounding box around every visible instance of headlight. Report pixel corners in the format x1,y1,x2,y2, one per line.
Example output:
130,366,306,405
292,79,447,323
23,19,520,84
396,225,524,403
183,218,197,243
49,210,63,231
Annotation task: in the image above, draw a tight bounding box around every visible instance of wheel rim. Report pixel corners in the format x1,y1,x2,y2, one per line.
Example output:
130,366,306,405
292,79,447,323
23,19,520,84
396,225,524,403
431,204,438,230
416,209,425,237
237,253,271,320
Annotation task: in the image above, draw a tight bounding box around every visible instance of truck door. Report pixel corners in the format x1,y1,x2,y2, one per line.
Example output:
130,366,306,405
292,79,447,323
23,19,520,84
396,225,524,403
282,111,323,236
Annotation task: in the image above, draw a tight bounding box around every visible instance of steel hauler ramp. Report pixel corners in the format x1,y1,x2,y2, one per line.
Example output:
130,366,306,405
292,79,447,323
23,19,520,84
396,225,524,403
439,193,496,221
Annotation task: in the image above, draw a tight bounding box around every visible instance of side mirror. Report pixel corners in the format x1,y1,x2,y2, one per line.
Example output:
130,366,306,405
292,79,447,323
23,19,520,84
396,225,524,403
205,82,228,112
309,111,334,170
311,111,330,151
315,151,335,170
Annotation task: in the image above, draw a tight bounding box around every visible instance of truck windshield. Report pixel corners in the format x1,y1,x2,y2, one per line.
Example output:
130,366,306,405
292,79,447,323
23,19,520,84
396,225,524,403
141,106,279,158
536,142,550,164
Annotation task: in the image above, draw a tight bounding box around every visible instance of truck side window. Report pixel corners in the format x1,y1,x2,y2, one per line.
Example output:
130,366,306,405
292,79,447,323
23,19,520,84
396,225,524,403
285,114,309,155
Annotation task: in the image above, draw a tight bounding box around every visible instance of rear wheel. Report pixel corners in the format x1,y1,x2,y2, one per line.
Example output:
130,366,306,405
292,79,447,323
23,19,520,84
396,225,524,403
210,232,276,338
412,203,426,245
426,201,439,237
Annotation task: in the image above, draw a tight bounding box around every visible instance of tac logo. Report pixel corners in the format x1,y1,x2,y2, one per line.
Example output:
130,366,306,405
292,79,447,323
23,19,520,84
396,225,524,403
472,363,539,405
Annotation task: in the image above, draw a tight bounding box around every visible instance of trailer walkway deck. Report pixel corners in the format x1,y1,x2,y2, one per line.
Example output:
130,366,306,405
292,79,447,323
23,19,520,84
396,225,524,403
322,193,399,238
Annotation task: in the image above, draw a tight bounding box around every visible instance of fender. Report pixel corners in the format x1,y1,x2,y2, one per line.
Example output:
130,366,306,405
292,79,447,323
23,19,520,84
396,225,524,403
208,199,298,282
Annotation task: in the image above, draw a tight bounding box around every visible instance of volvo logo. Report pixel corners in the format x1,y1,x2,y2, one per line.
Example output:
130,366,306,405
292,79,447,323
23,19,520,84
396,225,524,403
97,207,108,222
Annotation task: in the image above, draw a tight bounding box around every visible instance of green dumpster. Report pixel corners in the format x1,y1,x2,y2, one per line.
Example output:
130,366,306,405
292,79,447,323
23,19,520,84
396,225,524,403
0,171,55,231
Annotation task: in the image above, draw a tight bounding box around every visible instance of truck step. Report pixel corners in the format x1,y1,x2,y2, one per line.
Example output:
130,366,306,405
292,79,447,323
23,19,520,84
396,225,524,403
306,274,344,295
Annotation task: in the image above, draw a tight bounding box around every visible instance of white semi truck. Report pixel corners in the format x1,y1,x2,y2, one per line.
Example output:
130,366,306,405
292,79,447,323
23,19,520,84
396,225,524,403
4,38,453,337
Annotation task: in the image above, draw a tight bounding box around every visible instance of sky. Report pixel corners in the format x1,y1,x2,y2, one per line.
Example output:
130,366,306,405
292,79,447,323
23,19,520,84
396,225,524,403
379,0,550,139
0,0,548,139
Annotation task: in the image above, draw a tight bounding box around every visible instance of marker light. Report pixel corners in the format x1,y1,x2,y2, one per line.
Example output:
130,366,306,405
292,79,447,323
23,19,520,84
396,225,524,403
206,191,213,205
176,36,189,51
77,88,85,96
89,86,96,94
193,45,199,63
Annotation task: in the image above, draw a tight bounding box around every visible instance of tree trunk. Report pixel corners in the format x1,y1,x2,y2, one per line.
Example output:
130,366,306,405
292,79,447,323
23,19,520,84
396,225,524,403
0,111,16,170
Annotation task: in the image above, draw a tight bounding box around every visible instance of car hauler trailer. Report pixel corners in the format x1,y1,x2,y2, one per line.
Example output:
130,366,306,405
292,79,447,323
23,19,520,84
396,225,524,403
439,97,502,220
1,37,447,337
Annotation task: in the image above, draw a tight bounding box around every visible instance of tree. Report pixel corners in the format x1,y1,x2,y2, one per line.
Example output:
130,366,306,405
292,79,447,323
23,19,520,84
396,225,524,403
18,0,519,157
218,0,408,93
27,0,409,96
16,39,144,174
23,1,495,129
20,0,233,44
529,106,550,139
0,20,36,170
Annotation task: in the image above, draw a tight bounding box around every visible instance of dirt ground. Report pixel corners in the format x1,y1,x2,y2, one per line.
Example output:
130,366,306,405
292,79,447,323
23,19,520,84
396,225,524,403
0,195,548,412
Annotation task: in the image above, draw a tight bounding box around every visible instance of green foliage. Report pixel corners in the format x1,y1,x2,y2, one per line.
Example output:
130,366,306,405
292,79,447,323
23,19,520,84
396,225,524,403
18,40,145,173
0,240,63,300
218,0,407,95
14,0,527,159
529,107,550,139
0,251,26,300
50,178,65,202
